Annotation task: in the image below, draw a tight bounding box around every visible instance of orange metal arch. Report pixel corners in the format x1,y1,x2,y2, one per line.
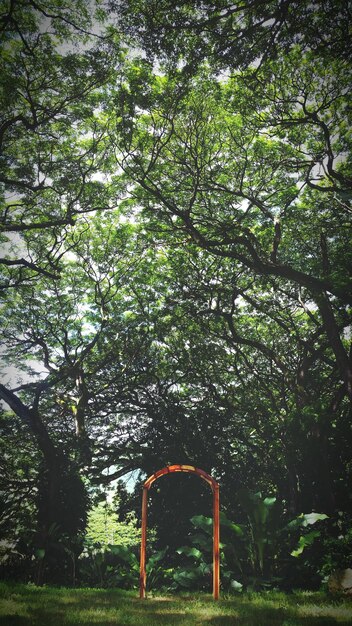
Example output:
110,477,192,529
139,464,220,600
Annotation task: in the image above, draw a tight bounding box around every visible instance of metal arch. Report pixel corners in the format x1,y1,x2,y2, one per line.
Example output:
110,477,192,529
139,464,220,600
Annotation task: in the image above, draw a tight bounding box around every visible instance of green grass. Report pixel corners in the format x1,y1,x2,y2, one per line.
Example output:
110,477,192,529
0,583,352,625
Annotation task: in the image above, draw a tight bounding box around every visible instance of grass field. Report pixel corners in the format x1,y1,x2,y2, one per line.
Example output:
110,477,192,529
1,583,352,625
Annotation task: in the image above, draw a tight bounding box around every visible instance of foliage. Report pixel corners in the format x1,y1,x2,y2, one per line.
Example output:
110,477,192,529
86,502,140,548
78,542,169,590
0,0,351,591
301,512,352,584
237,490,277,577
172,512,243,593
118,0,351,71
170,496,331,593
288,513,329,557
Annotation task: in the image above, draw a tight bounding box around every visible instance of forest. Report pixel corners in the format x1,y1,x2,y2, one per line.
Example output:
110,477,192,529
0,0,351,599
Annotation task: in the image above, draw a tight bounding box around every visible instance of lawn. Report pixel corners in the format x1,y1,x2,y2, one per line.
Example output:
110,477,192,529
1,583,352,625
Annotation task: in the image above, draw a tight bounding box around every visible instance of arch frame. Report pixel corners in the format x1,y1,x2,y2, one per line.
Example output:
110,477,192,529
139,464,220,600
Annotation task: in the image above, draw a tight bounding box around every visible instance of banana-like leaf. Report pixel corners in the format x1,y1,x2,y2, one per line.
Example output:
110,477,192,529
176,545,202,559
287,512,328,531
147,547,168,566
190,515,213,534
291,530,321,557
220,512,244,536
230,579,243,592
108,544,138,565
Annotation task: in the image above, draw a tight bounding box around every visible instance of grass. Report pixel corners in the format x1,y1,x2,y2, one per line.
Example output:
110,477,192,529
0,583,352,625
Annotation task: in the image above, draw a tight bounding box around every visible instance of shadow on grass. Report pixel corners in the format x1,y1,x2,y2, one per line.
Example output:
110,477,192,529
0,610,349,626
0,618,29,625
1,586,352,626
207,620,349,626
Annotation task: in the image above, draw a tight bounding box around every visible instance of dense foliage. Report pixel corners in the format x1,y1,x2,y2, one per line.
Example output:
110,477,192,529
0,0,351,591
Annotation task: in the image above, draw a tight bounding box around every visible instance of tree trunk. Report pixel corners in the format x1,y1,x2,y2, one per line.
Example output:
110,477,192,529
74,369,92,466
286,456,301,516
308,424,336,515
0,384,85,584
314,293,352,402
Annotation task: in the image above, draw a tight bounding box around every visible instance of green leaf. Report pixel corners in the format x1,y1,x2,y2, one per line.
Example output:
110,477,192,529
176,546,203,559
291,530,321,557
230,579,243,592
220,512,244,536
302,513,328,526
287,512,328,530
108,544,138,565
190,515,213,535
173,568,199,588
263,497,277,508
147,547,168,566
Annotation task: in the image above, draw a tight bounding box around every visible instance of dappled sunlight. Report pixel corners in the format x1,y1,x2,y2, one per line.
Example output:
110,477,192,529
298,605,352,620
1,0,351,619
2,585,352,626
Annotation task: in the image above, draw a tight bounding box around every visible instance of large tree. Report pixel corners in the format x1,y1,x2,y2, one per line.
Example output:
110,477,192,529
118,0,351,69
1,0,351,585
0,0,123,286
103,56,352,401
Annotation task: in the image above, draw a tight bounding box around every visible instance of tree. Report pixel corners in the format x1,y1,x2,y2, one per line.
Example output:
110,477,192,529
0,0,122,286
103,58,351,401
0,208,179,579
1,0,351,587
118,0,351,70
0,1,123,581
